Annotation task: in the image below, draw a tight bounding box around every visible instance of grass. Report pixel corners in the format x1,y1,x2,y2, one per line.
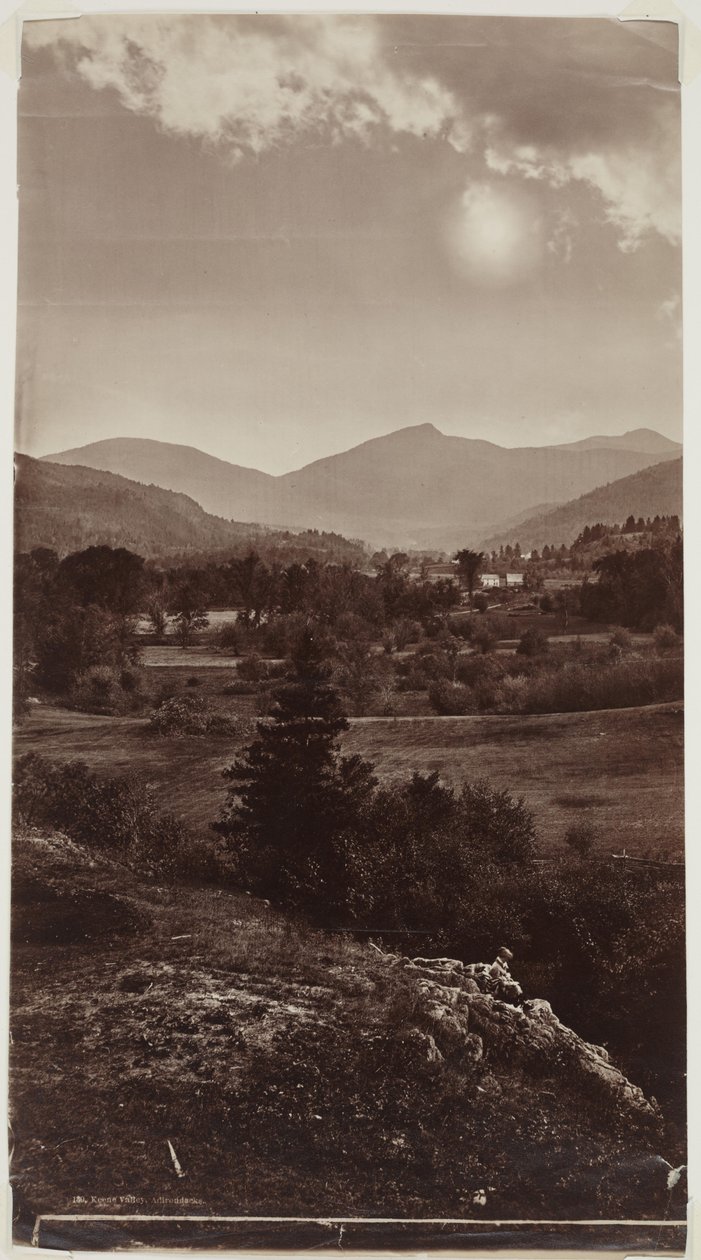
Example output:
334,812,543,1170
14,700,683,857
142,663,258,716
342,704,684,857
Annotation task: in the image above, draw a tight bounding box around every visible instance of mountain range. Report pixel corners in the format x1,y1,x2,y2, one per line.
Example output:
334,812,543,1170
42,425,681,550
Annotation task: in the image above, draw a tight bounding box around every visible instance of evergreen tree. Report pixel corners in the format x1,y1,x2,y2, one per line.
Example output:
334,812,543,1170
215,627,376,909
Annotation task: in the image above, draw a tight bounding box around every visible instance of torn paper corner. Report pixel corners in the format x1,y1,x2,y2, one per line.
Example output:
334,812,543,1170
0,1,82,81
619,0,701,83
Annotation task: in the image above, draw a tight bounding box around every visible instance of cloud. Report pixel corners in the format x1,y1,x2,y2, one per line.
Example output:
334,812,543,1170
24,14,680,258
485,110,680,254
24,15,471,158
546,207,577,265
658,292,682,343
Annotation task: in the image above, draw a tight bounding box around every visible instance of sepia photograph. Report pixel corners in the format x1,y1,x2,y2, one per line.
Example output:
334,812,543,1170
9,10,687,1253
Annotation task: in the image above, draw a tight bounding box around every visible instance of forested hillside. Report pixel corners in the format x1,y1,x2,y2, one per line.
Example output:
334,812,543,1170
482,458,682,552
15,455,366,565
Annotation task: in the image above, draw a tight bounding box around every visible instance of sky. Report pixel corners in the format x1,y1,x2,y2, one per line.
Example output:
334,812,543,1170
15,13,682,474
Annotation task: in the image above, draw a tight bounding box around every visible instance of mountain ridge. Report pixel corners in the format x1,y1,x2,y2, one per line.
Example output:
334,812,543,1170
480,457,683,552
14,454,366,564
41,425,682,549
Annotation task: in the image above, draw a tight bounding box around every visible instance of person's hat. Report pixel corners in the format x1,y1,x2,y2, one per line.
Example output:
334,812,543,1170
497,947,514,960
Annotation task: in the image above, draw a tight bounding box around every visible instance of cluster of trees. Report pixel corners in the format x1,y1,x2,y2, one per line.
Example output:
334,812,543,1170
15,542,465,691
573,514,680,551
14,546,146,711
215,630,535,923
581,539,683,631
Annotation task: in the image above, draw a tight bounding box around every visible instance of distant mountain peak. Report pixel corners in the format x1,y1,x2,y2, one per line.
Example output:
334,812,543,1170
41,427,681,550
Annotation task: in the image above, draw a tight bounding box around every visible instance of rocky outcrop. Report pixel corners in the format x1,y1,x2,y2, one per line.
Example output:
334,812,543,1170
384,951,660,1127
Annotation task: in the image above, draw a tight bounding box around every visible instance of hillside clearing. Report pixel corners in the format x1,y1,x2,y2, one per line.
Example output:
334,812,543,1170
14,702,683,856
11,830,683,1249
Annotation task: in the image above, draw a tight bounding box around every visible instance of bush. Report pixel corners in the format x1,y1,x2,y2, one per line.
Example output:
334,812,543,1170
493,674,530,714
12,753,209,880
564,822,597,858
521,657,683,713
149,694,243,737
608,627,633,654
186,675,202,687
471,623,498,654
69,664,148,715
215,621,246,653
428,680,475,715
237,653,268,683
516,628,549,657
395,666,430,693
221,679,258,696
653,623,680,654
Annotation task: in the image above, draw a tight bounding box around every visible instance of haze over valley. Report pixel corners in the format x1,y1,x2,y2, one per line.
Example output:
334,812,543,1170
41,424,681,551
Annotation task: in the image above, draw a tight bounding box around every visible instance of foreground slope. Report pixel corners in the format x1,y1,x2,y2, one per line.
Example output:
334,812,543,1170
11,830,683,1248
482,457,683,551
42,426,681,548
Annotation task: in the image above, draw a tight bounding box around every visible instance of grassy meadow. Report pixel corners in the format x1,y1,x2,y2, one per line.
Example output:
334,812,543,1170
15,699,683,857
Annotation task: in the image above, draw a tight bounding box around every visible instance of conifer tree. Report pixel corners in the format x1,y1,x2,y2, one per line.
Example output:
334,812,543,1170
215,627,376,908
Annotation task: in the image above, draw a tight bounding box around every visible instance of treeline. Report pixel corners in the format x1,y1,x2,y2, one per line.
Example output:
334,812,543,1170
484,514,680,570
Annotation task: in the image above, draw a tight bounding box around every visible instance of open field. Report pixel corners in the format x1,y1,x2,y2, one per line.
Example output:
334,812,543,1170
139,645,240,668
15,701,683,856
343,705,683,856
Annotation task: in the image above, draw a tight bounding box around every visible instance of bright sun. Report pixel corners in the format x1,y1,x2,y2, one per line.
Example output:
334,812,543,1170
445,181,545,286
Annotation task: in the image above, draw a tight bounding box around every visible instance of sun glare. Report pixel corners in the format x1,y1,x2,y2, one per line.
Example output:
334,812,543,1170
446,181,545,286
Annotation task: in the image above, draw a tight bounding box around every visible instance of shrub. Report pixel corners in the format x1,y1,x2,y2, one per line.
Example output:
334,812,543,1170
472,593,489,613
237,652,268,683
608,627,633,654
395,666,430,693
69,664,148,715
186,675,202,687
516,628,550,657
471,623,498,654
428,680,475,715
521,657,683,714
493,674,530,714
653,623,680,654
221,679,258,696
564,822,597,858
215,621,246,653
149,694,242,737
393,618,422,650
12,752,207,880
447,616,476,642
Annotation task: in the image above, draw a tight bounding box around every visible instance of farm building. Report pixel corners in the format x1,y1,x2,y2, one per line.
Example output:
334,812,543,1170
505,572,523,588
481,573,500,588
